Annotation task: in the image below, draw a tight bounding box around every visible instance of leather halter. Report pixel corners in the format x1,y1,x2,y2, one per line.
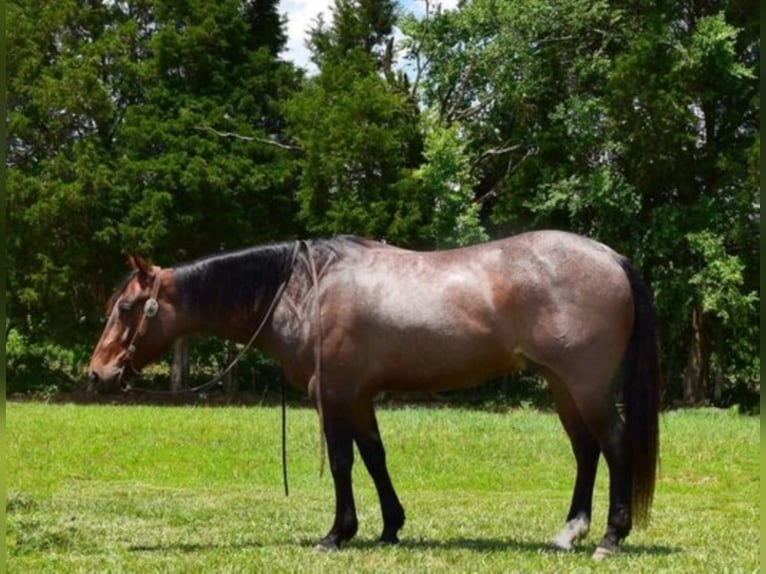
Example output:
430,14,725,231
121,266,163,378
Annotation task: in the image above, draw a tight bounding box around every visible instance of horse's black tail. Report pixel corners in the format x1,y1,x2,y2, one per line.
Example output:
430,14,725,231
618,258,662,527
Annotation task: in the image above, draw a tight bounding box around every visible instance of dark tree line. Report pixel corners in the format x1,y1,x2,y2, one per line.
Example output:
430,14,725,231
6,0,759,408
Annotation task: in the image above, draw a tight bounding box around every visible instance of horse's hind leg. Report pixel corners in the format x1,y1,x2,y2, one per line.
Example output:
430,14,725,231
566,386,632,560
592,406,632,560
547,374,600,550
353,398,406,544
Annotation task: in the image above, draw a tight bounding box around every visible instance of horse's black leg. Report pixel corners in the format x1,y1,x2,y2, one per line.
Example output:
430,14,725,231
353,400,405,544
548,378,600,550
316,414,358,551
593,411,632,560
553,432,600,550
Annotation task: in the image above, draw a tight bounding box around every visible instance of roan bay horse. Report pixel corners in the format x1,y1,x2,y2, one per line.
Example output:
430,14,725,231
88,231,661,559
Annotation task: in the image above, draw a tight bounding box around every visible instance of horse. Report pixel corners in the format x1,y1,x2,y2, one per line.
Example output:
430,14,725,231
87,230,661,560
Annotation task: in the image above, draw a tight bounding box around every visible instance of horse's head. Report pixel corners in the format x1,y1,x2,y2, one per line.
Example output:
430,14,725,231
88,255,178,392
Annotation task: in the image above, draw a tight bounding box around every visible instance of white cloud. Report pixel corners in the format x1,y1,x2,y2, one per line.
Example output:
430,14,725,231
404,0,459,17
279,0,334,71
279,0,460,71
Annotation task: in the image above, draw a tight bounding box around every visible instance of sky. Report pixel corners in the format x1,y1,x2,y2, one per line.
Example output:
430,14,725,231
278,0,458,71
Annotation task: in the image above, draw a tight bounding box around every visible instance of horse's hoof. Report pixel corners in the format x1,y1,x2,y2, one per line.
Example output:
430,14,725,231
592,545,616,561
378,535,400,546
549,540,573,552
551,516,589,551
314,538,341,552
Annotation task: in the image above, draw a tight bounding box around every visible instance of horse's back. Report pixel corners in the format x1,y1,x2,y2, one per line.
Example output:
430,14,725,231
321,231,633,392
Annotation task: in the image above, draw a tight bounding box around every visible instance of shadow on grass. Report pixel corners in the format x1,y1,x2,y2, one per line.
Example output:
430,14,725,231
130,536,682,558
308,536,683,557
129,541,262,553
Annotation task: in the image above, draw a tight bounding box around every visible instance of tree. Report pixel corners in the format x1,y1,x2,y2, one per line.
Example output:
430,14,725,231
7,0,303,388
7,0,758,404
606,5,759,403
414,111,487,247
402,0,641,241
307,0,397,70
285,0,428,245
402,0,759,403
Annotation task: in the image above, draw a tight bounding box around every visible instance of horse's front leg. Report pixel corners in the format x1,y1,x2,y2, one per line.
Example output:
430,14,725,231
316,409,358,551
353,398,405,544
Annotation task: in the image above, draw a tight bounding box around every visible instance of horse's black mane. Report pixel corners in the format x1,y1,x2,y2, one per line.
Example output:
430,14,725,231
105,237,371,314
173,236,370,319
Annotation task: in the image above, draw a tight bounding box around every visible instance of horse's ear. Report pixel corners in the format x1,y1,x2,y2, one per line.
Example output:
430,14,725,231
127,254,154,277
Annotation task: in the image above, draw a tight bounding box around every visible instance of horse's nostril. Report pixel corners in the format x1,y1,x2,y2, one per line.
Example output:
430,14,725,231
89,371,100,384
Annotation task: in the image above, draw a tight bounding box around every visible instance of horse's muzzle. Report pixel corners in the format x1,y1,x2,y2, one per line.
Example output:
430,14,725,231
87,366,126,394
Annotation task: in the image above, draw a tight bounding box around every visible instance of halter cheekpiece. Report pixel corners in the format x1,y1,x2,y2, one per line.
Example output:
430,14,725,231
121,266,163,377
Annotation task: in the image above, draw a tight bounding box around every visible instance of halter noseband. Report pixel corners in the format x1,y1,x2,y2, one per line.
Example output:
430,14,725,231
121,266,162,382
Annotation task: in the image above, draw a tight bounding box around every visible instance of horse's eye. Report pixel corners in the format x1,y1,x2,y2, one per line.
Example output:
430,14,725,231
118,301,133,313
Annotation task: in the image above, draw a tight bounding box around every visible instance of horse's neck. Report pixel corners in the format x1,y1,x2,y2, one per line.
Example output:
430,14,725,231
255,245,330,385
173,253,287,344
173,242,330,383
177,291,258,344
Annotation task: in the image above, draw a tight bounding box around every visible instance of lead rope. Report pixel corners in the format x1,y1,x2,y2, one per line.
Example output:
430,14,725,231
302,240,326,478
118,244,301,498
278,242,303,499
281,371,289,496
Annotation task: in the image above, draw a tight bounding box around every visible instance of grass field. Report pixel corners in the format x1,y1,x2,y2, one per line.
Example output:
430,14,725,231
6,402,760,572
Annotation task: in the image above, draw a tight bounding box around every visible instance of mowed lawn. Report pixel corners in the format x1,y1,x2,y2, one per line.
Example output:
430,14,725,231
6,402,760,572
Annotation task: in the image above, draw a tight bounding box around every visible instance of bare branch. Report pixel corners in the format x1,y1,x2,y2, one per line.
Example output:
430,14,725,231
445,56,476,122
451,94,494,122
195,126,302,152
474,146,537,203
473,142,523,169
409,0,430,98
438,83,456,121
535,34,578,45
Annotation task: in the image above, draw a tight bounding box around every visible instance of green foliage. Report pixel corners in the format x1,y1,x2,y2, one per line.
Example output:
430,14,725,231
686,231,757,325
415,111,487,247
285,0,428,245
7,0,302,352
5,0,759,404
308,0,398,69
286,54,424,242
6,330,84,396
606,6,758,399
403,0,759,402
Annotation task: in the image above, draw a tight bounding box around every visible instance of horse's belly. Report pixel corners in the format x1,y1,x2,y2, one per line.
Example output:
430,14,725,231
364,324,522,392
341,275,523,390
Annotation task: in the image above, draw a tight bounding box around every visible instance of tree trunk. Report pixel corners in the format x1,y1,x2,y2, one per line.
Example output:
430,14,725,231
712,324,724,404
682,305,710,404
222,342,239,395
170,337,189,392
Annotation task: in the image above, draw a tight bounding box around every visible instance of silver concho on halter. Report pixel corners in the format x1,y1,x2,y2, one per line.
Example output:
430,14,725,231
144,298,159,317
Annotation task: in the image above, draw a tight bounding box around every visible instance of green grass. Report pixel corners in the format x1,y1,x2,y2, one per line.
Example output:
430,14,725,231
6,403,760,572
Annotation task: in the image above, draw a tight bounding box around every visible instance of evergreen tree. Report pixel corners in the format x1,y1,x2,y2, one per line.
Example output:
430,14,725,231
7,0,302,382
307,0,397,69
286,0,428,245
